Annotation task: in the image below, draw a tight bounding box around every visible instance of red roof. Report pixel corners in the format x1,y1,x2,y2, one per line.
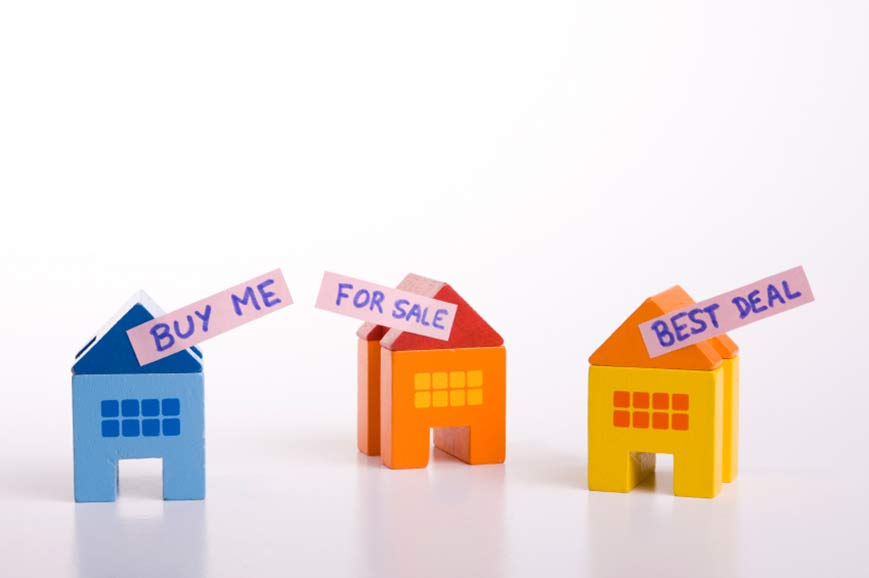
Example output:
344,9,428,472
357,274,503,351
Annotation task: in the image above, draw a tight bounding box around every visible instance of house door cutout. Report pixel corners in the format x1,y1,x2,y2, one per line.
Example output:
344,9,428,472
118,458,164,500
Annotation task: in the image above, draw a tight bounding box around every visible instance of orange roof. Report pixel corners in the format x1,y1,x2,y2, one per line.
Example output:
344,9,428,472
589,285,739,370
357,274,503,351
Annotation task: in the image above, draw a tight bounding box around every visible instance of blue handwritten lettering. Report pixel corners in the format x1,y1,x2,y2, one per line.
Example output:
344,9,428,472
651,320,675,347
392,299,409,319
732,297,751,319
433,308,448,330
150,323,175,352
370,290,385,314
173,315,195,339
782,281,802,300
257,279,282,308
194,305,212,332
336,283,353,306
688,309,707,335
232,286,261,316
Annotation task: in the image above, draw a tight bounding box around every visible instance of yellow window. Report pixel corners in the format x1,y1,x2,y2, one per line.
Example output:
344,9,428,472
432,372,449,390
450,390,466,406
414,373,431,390
414,392,431,408
449,371,466,389
433,391,449,407
467,370,483,388
467,389,483,406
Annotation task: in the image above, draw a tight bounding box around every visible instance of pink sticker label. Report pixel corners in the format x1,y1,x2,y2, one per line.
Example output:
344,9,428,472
127,269,293,366
639,266,815,358
314,271,457,340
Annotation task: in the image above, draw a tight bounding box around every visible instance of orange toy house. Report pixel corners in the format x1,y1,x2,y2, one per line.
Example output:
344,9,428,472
357,274,505,469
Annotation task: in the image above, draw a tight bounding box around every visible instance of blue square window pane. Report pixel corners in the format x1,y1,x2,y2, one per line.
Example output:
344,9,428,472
142,418,160,437
122,419,140,437
121,399,139,417
141,399,160,417
162,418,181,436
101,420,120,437
162,398,181,416
101,400,119,418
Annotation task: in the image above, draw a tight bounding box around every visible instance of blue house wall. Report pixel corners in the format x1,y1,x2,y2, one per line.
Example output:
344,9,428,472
72,292,205,502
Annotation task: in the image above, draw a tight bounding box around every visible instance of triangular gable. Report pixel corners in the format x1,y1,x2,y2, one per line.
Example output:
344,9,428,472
73,291,203,375
357,323,387,341
589,285,737,370
374,274,503,351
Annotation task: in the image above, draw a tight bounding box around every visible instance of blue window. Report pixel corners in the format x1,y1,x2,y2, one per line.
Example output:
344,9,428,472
162,398,181,417
163,418,181,436
122,419,140,437
101,420,120,437
101,400,119,418
141,399,160,417
142,418,160,437
100,398,183,438
121,399,140,417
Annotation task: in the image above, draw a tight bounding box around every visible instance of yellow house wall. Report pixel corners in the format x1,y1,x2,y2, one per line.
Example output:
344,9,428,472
722,357,739,483
588,365,724,498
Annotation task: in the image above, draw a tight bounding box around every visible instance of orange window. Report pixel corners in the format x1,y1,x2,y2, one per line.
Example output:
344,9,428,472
632,412,649,428
611,391,689,431
613,391,630,408
414,370,483,408
613,411,630,427
672,413,689,430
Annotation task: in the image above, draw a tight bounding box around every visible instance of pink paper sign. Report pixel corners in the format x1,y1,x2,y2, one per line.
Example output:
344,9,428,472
639,266,815,358
127,269,293,366
315,271,457,340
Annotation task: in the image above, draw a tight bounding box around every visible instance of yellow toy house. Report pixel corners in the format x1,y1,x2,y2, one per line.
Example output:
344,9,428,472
588,286,739,498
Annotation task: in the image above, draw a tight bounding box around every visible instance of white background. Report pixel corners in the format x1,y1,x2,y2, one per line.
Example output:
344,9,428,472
1,1,868,577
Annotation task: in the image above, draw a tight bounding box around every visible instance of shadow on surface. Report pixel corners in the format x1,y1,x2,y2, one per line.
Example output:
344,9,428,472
354,446,507,578
75,499,206,578
633,470,675,495
586,468,739,578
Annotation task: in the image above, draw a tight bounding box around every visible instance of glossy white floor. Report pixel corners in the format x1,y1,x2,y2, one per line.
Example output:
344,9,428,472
2,378,866,578
2,1,868,576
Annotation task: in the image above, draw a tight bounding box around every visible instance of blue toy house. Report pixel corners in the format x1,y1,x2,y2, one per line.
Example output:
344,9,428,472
72,292,205,502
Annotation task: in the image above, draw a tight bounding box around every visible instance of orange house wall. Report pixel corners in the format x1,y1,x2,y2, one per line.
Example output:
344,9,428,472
357,338,381,456
380,346,506,469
